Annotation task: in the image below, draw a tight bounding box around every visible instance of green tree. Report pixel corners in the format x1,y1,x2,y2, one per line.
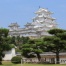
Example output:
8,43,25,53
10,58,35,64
15,36,21,48
10,36,16,45
16,36,30,49
21,36,30,44
43,29,66,64
22,39,43,61
0,28,11,64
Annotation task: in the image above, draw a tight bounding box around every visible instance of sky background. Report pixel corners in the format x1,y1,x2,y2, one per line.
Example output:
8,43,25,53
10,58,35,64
0,0,66,29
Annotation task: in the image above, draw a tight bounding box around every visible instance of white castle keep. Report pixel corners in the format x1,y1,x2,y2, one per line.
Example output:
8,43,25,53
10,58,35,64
8,8,57,38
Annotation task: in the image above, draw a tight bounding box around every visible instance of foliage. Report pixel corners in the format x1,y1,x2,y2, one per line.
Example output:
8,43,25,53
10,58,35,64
43,28,66,64
15,48,21,52
10,36,30,48
0,28,11,64
11,56,21,64
21,36,30,44
22,39,44,61
48,28,64,35
10,44,15,48
10,36,16,45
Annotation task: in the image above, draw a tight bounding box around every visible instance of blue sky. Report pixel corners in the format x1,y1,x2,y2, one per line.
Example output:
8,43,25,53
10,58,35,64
0,0,66,29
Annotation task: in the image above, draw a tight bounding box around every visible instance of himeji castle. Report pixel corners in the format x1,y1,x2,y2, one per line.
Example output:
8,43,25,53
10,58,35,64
8,7,57,38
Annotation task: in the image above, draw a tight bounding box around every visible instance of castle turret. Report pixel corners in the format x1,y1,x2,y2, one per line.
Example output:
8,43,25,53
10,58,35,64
8,22,20,31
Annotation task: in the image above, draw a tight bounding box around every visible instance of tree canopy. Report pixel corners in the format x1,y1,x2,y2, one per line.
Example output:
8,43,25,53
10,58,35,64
0,28,11,64
22,39,44,61
43,28,66,64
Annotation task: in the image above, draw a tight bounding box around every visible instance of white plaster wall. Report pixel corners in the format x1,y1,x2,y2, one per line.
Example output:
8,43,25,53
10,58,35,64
60,58,66,64
55,58,66,64
3,48,16,61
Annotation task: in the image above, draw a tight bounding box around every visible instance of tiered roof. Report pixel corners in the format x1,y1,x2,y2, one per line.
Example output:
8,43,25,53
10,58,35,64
8,22,20,27
35,8,53,14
